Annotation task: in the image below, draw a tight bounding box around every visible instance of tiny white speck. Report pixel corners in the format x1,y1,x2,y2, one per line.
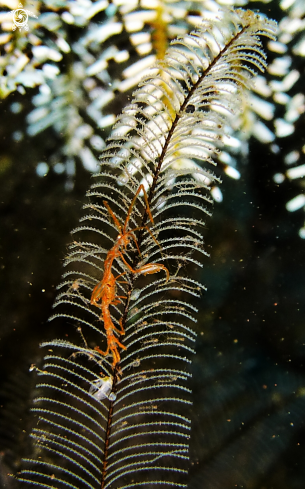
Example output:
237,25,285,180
280,0,294,9
273,92,290,105
42,63,60,79
284,151,299,166
268,56,291,77
273,173,285,184
211,186,223,203
274,119,294,138
56,37,71,53
10,102,22,114
36,162,49,177
53,163,65,174
286,194,305,212
79,147,99,173
98,114,116,129
299,227,305,239
122,55,156,80
61,11,74,24
268,40,287,54
250,95,274,121
224,166,240,180
271,144,280,154
252,121,275,143
283,70,300,91
12,131,23,142
286,164,305,180
90,135,105,151
114,50,129,63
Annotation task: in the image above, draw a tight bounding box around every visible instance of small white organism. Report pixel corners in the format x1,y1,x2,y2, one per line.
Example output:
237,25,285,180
89,375,116,401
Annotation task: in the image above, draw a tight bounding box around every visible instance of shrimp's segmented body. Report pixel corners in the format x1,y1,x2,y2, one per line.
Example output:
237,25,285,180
91,184,169,368
91,268,127,367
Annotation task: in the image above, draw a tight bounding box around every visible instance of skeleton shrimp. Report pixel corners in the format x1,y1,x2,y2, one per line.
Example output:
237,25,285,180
91,184,169,368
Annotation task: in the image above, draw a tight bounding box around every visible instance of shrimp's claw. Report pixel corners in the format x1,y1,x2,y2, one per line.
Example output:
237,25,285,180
91,281,105,307
135,263,169,283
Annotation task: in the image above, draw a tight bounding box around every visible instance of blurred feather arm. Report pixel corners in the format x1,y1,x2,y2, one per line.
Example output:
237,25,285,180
17,8,277,489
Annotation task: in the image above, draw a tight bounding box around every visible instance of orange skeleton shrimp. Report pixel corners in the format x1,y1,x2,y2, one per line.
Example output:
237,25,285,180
91,184,169,368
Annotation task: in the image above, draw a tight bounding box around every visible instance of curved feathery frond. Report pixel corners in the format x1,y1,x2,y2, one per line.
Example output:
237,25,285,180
18,8,277,489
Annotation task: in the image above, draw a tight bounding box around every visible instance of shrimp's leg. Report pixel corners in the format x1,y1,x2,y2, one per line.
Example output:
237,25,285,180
94,345,109,357
128,226,162,252
111,320,126,336
111,346,121,368
103,184,155,241
123,184,154,233
109,336,127,368
95,337,126,356
103,200,123,234
118,252,169,282
135,263,169,282
111,295,127,307
118,317,126,335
